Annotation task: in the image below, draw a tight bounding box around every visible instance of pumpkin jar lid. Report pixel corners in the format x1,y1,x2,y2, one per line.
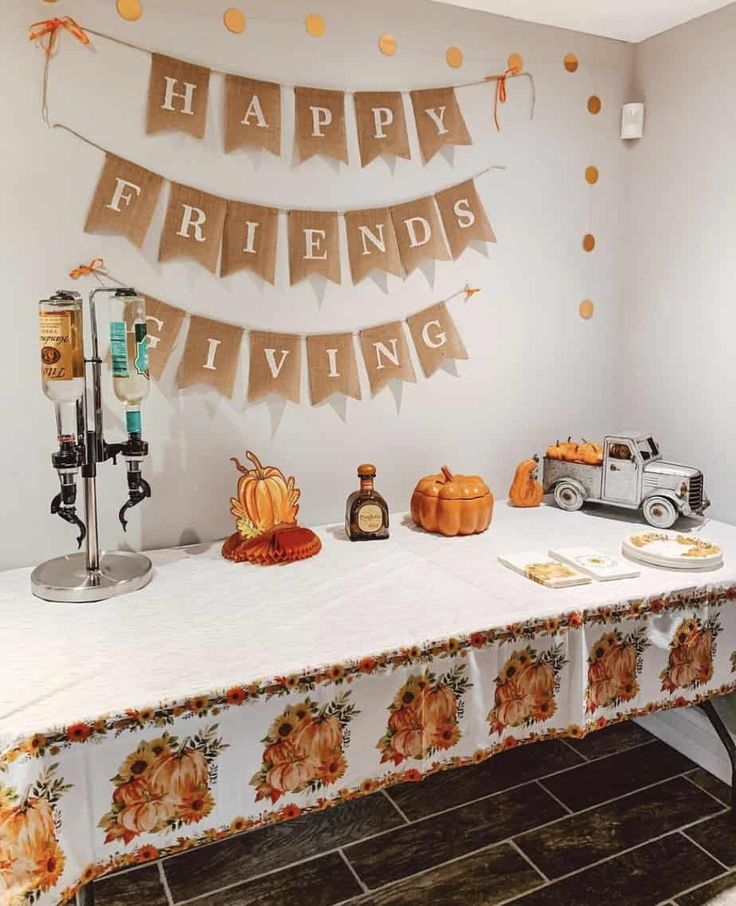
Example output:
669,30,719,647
358,463,377,478
414,466,491,500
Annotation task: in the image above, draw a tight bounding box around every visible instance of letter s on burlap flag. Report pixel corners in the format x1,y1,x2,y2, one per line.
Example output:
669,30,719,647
434,179,496,259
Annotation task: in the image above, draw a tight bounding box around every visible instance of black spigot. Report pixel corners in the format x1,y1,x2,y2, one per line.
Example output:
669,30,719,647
118,434,151,531
50,441,85,548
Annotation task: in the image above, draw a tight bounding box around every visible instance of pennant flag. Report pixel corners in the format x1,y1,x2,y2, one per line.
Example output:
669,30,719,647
224,75,281,155
84,153,163,248
288,209,341,286
221,201,279,283
177,315,244,397
354,91,410,167
359,320,417,396
146,54,210,139
294,86,348,164
144,295,187,380
391,196,450,275
306,332,361,405
248,331,301,403
159,183,227,273
434,179,496,259
344,207,402,284
406,302,468,377
409,87,471,163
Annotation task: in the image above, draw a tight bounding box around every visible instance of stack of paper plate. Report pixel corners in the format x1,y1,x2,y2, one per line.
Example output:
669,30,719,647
622,532,723,571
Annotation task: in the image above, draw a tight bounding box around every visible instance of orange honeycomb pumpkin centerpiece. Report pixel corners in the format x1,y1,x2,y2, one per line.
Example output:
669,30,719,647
229,450,300,538
411,466,493,536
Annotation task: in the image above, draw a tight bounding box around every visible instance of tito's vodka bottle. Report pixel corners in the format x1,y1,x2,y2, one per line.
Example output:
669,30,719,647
39,291,85,445
345,464,389,541
109,291,150,435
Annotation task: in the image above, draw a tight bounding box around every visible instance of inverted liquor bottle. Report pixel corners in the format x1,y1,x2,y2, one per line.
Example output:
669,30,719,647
109,290,150,434
345,464,389,541
39,291,85,446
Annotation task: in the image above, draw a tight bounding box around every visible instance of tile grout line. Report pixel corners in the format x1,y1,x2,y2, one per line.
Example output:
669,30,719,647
682,771,732,809
534,778,573,815
338,848,369,895
508,837,550,883
158,860,175,906
380,787,410,824
664,867,733,904
678,828,733,873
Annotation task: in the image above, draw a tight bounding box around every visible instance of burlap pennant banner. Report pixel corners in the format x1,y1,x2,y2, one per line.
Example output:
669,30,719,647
144,295,187,380
221,201,279,283
391,196,450,275
248,331,302,403
84,154,163,248
294,87,348,164
344,207,402,284
146,54,210,139
354,92,411,167
360,320,417,396
159,183,227,273
434,179,496,259
288,209,341,286
409,87,471,163
177,315,244,397
406,302,468,377
306,333,361,405
224,75,281,155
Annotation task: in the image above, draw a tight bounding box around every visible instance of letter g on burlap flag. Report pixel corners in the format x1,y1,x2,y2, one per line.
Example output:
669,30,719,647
406,302,468,378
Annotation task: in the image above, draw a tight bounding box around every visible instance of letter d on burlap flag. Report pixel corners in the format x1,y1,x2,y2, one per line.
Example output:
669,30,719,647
248,332,302,404
406,302,468,378
177,316,244,398
359,321,416,396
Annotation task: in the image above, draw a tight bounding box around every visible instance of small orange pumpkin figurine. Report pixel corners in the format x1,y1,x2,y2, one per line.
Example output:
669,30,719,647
411,466,493,536
229,450,300,537
508,456,544,507
546,439,565,460
560,437,580,462
578,438,603,465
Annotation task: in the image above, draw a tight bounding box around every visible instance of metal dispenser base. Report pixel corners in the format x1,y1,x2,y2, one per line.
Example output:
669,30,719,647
31,550,152,603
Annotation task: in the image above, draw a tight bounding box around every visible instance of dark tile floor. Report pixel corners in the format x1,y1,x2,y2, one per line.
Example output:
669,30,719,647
93,722,736,906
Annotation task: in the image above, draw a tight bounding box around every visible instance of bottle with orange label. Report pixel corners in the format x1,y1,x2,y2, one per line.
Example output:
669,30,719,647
345,463,389,541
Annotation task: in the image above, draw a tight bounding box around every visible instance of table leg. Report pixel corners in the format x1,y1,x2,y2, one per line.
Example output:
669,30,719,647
77,883,95,906
699,699,736,822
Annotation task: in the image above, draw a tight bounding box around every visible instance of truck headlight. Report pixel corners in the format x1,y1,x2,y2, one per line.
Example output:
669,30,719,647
679,481,688,497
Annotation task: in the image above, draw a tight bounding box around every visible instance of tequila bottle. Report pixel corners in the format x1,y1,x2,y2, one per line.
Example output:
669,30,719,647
345,464,389,541
109,290,149,436
39,291,85,445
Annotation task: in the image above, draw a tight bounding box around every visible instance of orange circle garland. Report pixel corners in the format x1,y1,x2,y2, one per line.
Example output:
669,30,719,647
223,8,246,33
588,95,602,114
116,0,142,21
378,33,397,56
445,46,463,68
579,300,595,320
507,52,524,74
583,234,596,252
305,13,325,37
564,53,579,72
585,165,599,185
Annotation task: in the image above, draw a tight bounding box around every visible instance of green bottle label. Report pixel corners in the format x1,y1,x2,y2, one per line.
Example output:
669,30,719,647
110,322,129,377
126,410,142,434
134,322,149,376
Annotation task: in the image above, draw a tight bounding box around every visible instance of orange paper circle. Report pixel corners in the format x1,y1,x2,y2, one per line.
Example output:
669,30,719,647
305,13,325,37
585,165,599,185
579,300,595,319
588,95,602,114
446,46,463,68
378,33,397,56
507,52,524,74
564,53,579,72
116,0,142,21
582,234,596,252
223,8,246,33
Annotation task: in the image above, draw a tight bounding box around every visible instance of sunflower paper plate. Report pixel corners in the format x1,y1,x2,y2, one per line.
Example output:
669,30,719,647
622,532,723,571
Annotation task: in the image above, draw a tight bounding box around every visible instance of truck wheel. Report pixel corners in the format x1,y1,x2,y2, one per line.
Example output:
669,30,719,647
553,481,584,512
642,496,678,529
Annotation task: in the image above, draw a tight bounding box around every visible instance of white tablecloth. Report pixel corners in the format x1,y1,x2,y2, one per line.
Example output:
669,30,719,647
2,504,736,904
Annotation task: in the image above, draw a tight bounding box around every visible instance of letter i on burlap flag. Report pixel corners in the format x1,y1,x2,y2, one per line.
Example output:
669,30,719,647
177,316,244,398
306,333,361,404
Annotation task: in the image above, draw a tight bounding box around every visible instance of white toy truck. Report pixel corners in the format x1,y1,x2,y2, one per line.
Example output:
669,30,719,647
543,433,708,529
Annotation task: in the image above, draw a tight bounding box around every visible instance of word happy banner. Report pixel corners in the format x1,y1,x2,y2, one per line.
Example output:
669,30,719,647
84,153,496,285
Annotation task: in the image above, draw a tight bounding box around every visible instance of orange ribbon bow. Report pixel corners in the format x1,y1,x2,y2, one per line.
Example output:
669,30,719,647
463,286,481,301
69,258,107,280
29,16,89,58
485,68,514,131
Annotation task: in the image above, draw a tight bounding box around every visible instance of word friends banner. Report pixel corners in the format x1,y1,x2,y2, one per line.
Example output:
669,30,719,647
85,154,496,285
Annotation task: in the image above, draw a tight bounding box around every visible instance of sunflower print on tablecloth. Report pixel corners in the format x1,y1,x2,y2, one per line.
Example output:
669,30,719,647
488,643,566,735
660,615,722,694
0,764,70,902
377,665,471,767
99,725,226,845
251,692,359,804
586,627,650,712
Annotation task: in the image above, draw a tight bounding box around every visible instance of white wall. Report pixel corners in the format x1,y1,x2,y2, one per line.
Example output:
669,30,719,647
2,0,634,569
620,3,736,525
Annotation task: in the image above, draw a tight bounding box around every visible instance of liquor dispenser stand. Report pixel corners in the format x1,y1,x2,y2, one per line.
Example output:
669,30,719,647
31,287,153,603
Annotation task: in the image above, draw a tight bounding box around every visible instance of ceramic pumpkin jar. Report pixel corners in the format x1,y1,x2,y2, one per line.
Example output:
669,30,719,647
508,456,544,507
411,466,493,536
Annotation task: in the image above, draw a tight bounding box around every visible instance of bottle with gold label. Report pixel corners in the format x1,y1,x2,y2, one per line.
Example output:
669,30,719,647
345,464,389,541
39,291,85,445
